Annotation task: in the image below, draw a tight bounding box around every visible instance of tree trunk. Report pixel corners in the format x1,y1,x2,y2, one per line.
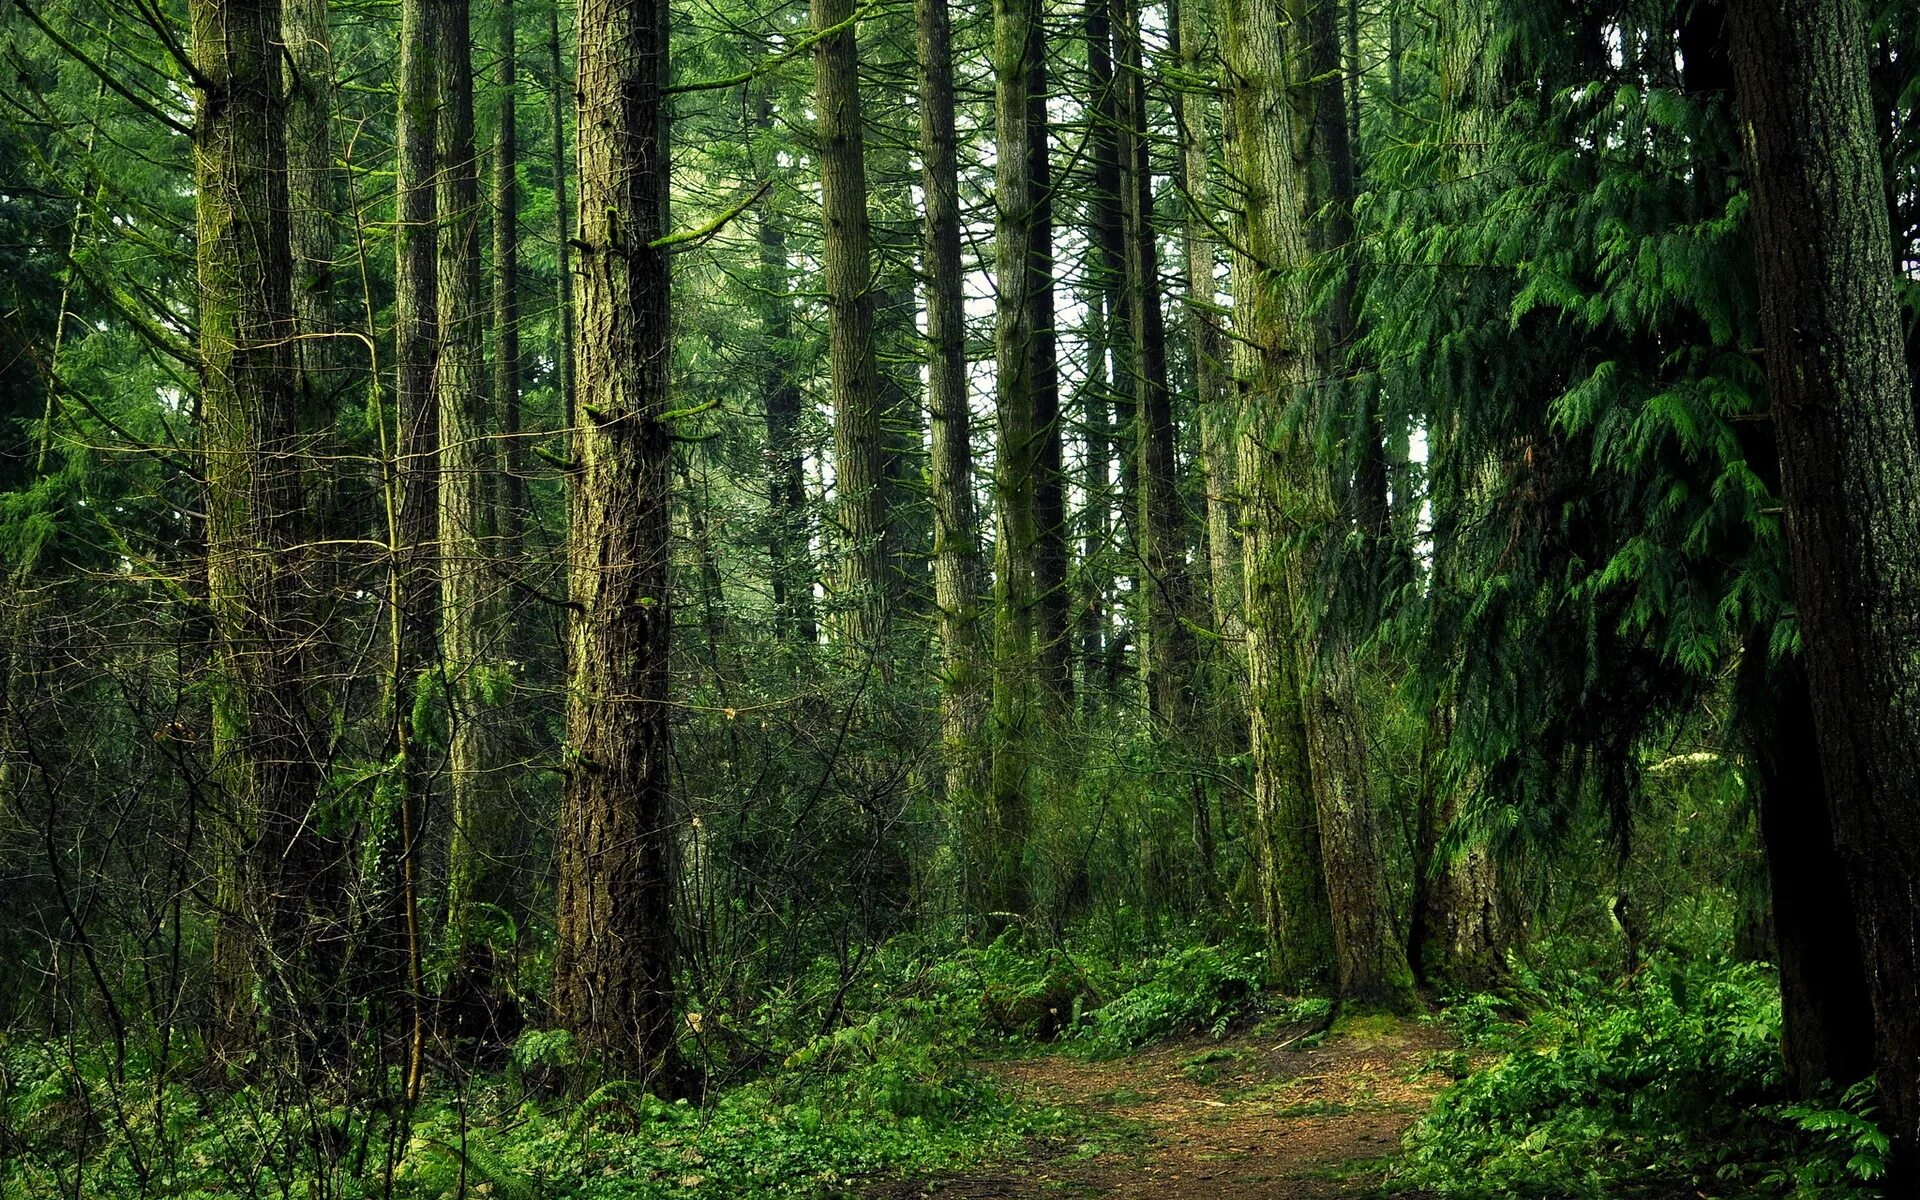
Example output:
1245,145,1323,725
1279,0,1414,1012
1171,0,1241,654
553,0,680,1083
811,0,892,664
1728,0,1920,1166
1080,0,1125,706
384,0,439,1093
985,0,1045,919
441,0,510,1017
1738,648,1875,1097
494,0,526,563
1408,704,1505,990
754,97,819,647
1027,14,1071,707
1220,0,1336,993
190,0,344,1060
917,0,991,900
1117,0,1193,732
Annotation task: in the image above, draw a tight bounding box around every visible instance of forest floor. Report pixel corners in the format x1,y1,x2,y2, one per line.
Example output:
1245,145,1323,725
868,1015,1454,1199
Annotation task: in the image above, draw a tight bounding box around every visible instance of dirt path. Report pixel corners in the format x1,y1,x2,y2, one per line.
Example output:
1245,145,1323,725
875,1018,1453,1199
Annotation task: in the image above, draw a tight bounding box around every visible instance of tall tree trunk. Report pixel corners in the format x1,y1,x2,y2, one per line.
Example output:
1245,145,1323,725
553,0,679,1083
383,0,439,1092
1220,0,1335,994
1171,0,1241,653
918,0,991,901
1728,0,1920,1168
811,0,892,664
754,97,819,646
1027,14,1071,706
283,0,343,432
191,0,344,1060
442,0,509,1012
986,0,1044,918
1080,0,1125,706
1277,0,1414,1011
495,0,526,564
1116,0,1191,726
1118,0,1213,895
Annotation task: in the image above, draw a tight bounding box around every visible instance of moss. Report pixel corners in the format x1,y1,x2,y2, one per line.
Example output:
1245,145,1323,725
1329,1010,1406,1043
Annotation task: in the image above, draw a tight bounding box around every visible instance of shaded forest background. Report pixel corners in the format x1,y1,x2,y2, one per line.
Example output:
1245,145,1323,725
2,0,1918,1194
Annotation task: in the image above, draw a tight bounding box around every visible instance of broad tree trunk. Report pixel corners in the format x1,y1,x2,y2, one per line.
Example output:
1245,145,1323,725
553,0,680,1083
1408,705,1505,990
190,0,344,1060
1220,0,1335,993
1278,0,1414,1012
917,0,991,898
811,0,892,663
494,0,527,564
384,0,439,1093
283,0,343,430
1728,0,1920,1167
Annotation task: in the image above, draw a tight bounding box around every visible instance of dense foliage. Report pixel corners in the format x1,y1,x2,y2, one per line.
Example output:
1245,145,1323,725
3,0,1918,1194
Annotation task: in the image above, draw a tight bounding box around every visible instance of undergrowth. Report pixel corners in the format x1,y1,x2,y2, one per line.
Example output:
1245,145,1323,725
0,927,1273,1199
1398,956,1886,1199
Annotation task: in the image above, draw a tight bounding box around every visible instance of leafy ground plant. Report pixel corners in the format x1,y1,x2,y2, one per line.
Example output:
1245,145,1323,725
1398,957,1886,1199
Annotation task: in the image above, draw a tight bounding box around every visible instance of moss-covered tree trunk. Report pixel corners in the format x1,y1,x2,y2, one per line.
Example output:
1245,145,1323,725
918,0,991,892
191,0,344,1059
552,0,680,1083
811,0,892,664
441,0,511,1014
986,0,1044,918
1728,0,1920,1171
1220,0,1335,994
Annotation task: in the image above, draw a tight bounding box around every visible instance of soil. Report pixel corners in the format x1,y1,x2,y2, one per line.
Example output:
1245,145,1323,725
866,1016,1454,1200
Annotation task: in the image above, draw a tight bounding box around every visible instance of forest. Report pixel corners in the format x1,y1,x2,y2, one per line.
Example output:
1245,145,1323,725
2,0,1918,1194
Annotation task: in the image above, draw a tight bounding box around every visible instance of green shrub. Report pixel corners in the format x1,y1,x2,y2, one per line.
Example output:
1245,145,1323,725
1073,941,1264,1058
1400,957,1884,1199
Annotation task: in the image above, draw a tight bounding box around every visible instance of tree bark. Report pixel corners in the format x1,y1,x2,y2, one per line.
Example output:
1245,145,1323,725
191,0,344,1059
552,0,680,1083
440,0,510,1011
1278,0,1414,1011
1117,0,1193,735
811,0,892,664
986,0,1045,918
1728,0,1920,1167
1170,0,1241,654
917,0,991,899
1080,0,1125,706
1220,0,1336,993
1738,648,1875,1097
754,96,819,646
1027,14,1071,707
